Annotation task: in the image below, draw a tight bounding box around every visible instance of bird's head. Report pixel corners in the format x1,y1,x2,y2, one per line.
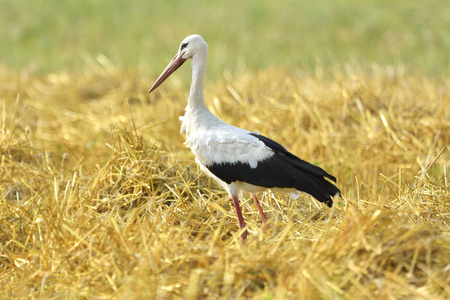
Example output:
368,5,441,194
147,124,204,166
178,34,208,60
149,34,208,93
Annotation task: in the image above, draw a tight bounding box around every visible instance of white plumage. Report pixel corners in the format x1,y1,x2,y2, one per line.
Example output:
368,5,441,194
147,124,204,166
150,34,340,239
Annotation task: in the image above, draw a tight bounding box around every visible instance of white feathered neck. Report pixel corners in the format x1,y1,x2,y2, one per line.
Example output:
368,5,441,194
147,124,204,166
180,46,224,137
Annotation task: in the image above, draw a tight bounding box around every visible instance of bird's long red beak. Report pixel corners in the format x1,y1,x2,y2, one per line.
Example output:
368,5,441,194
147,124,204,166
149,52,187,93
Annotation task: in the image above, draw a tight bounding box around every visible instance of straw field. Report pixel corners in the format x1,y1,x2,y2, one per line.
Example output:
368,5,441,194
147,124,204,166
1,61,449,298
1,0,450,298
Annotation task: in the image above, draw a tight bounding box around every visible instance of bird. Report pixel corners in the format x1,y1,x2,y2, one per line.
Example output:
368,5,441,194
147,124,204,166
149,34,341,239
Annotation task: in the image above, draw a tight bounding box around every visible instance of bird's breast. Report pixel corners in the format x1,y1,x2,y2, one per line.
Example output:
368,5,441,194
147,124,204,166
180,110,274,170
186,130,274,170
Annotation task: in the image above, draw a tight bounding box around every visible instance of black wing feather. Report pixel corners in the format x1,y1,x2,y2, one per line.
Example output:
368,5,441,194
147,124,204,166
206,133,340,207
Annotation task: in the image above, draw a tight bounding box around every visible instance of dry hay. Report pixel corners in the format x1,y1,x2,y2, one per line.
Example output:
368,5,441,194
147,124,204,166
0,63,449,299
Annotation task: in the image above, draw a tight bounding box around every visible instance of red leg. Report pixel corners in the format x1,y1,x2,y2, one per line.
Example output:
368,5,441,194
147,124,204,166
232,195,248,240
252,193,267,223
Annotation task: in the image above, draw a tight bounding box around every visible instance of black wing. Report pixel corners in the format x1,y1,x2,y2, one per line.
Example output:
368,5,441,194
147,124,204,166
206,133,340,207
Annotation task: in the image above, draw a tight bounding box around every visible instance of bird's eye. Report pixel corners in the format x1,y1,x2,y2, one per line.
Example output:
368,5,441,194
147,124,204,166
180,42,189,50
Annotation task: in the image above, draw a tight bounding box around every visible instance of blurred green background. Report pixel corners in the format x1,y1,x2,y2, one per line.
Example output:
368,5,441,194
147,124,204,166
1,0,449,78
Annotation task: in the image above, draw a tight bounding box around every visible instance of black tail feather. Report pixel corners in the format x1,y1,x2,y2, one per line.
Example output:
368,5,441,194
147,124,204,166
294,173,341,207
250,133,341,206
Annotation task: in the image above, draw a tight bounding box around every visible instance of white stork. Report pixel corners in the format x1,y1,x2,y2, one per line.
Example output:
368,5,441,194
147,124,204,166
149,34,340,239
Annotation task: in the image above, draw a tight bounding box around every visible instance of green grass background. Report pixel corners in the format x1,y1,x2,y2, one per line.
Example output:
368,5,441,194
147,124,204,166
1,0,449,78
